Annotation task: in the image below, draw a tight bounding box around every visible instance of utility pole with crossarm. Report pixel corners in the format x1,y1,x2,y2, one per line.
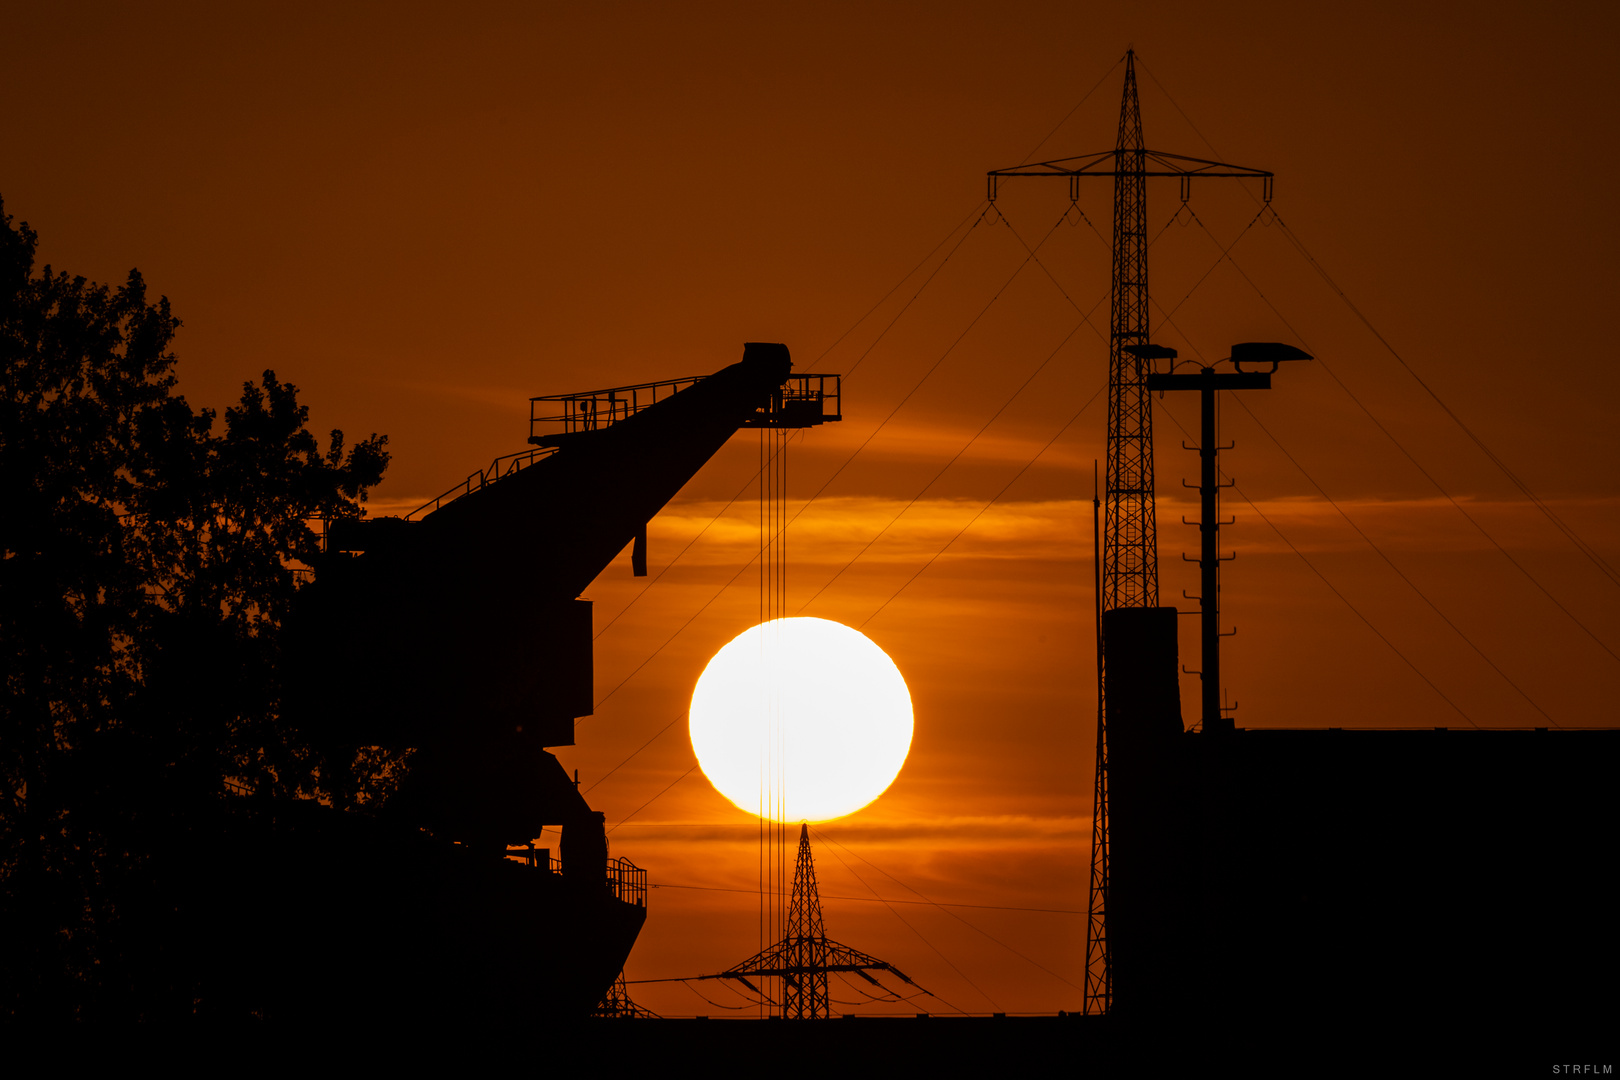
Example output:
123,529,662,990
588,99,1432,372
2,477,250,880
1143,341,1312,733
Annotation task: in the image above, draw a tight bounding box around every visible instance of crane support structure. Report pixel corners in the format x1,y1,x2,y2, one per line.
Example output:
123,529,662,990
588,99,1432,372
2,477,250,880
987,50,1274,1016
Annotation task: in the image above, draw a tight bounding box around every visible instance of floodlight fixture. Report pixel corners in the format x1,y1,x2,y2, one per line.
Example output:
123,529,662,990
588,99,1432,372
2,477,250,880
1123,343,1180,361
1230,342,1313,373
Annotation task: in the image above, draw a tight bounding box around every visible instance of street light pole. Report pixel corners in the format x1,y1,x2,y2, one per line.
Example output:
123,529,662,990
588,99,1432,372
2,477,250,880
1142,342,1311,734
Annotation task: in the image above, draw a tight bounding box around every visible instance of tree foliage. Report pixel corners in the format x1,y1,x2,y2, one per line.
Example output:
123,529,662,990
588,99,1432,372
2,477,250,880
0,198,390,1019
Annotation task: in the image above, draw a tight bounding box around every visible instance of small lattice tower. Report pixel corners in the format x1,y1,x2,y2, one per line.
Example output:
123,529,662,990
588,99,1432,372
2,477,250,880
782,823,830,1019
594,970,657,1018
699,825,915,1018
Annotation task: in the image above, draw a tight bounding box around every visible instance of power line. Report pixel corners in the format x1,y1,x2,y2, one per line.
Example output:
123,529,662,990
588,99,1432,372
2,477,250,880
587,211,1193,814
590,462,773,644
1017,53,1128,165
1226,480,1481,729
1145,270,1561,726
788,207,1068,520
1133,54,1227,162
648,881,1083,914
862,380,1107,629
591,204,988,647
810,831,989,1013
1139,203,1619,678
1160,399,1483,728
977,186,1529,727
1208,234,1620,668
586,551,761,716
667,979,762,1010
583,717,683,795
1218,392,1564,728
840,208,1235,633
820,203,989,382
588,180,1197,757
813,828,1084,995
799,275,1102,613
1152,203,1264,328
1110,186,1571,729
606,765,696,835
804,201,988,374
1136,50,1618,608
1269,215,1620,593
582,206,1074,752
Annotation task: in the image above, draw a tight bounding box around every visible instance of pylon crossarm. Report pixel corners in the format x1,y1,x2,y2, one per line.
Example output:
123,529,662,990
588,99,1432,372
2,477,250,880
988,148,1272,180
819,940,915,985
684,828,913,1018
708,964,889,979
702,938,794,976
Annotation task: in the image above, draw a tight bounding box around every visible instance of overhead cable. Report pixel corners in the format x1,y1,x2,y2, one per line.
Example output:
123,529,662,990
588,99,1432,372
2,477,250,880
1221,393,1565,728
1271,216,1620,592
812,202,989,381
861,379,1107,629
1154,404,1481,729
1017,53,1127,165
789,208,1068,517
1135,56,1620,599
593,203,986,645
606,765,697,835
1210,236,1620,667
813,828,1085,994
810,830,990,1013
1138,235,1566,725
586,210,1065,737
648,881,1083,914
799,273,1104,612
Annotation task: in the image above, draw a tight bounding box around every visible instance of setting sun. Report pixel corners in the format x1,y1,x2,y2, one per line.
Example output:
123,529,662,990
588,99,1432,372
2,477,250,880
688,617,914,823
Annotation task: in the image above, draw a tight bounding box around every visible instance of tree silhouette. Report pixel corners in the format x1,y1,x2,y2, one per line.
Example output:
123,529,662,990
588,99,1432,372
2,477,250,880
0,198,390,1019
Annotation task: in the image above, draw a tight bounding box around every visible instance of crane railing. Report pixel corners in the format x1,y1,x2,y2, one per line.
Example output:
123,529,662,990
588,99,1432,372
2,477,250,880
405,445,559,520
403,373,843,520
608,856,647,908
529,373,840,444
500,847,644,908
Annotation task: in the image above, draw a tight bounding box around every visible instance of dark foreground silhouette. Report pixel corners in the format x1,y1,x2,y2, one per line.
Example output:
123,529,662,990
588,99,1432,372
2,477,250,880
1103,607,1618,1059
7,197,1612,1064
2,197,835,1024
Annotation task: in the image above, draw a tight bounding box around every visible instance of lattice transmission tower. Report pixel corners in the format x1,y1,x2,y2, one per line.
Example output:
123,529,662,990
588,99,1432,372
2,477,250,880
593,970,658,1018
696,825,915,1019
987,50,1274,1015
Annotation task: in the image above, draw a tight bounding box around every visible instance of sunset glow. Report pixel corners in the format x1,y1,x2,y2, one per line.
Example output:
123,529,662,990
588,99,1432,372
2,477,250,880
9,3,1617,1020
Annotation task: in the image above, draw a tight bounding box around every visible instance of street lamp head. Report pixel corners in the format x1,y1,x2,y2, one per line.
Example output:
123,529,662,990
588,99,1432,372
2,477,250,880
1123,344,1179,370
1230,341,1313,373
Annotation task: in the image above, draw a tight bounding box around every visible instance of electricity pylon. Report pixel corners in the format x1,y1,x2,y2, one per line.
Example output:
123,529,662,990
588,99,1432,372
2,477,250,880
696,825,915,1019
987,49,1275,1015
594,970,658,1018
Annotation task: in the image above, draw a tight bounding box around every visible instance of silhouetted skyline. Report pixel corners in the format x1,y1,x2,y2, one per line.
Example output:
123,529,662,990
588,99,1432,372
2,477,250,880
5,4,1618,1017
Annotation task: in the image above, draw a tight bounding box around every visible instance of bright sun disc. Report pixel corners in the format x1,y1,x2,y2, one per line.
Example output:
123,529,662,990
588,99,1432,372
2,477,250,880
688,617,913,823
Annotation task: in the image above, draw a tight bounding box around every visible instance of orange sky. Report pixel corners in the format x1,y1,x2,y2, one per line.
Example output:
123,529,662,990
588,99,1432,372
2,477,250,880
7,2,1619,1015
